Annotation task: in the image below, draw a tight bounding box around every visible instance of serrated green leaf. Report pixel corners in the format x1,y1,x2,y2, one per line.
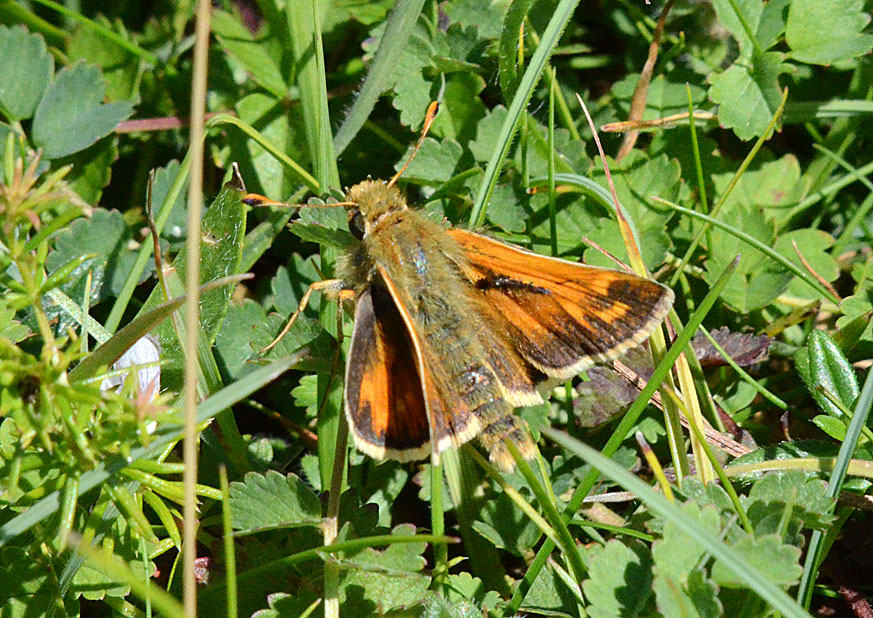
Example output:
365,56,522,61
231,93,304,199
709,52,785,141
652,502,721,579
431,71,487,143
62,136,119,204
711,534,802,588
229,470,321,533
710,0,789,55
745,470,835,530
611,74,708,119
652,569,722,618
443,0,506,39
334,0,429,152
807,329,860,418
397,137,464,184
32,62,133,159
711,155,807,228
0,25,53,121
469,105,508,162
339,523,430,618
582,540,653,618
250,591,316,618
393,70,435,130
703,205,792,312
786,0,873,65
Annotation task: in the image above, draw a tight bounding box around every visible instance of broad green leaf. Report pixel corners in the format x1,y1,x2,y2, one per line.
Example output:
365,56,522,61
32,62,133,159
339,524,430,618
212,9,288,98
0,546,78,617
442,0,506,39
213,299,269,381
835,298,873,350
586,152,682,269
710,155,807,229
0,25,53,121
393,70,435,130
472,491,540,556
703,205,792,312
469,105,508,162
250,592,316,618
611,74,708,119
744,470,835,530
811,415,848,441
397,137,464,184
230,93,304,200
652,569,722,618
67,17,140,102
138,181,247,390
709,52,786,141
807,329,860,418
519,560,578,616
229,470,321,533
45,208,136,307
485,184,527,234
786,0,873,65
430,71,487,143
269,255,321,316
710,0,789,55
582,540,654,618
419,595,485,618
774,229,839,299
711,534,802,588
652,503,721,579
63,136,119,204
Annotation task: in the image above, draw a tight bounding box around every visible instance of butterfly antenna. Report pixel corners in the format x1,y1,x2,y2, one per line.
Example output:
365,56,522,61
387,101,440,188
242,194,356,210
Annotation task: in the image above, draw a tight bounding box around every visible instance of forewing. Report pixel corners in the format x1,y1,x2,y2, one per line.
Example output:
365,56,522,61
449,228,674,379
345,285,431,461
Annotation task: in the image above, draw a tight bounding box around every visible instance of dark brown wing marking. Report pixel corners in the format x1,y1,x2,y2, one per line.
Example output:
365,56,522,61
449,228,674,379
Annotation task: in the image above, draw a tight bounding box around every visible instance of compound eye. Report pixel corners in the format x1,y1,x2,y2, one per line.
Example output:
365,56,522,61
348,210,365,239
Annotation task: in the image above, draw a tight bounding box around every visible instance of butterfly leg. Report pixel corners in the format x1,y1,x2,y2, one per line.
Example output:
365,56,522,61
260,278,351,353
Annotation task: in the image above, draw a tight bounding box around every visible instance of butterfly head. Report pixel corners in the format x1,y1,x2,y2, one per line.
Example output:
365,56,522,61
345,179,408,238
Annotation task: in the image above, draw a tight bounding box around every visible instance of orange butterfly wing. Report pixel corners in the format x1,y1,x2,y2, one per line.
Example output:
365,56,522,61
449,228,674,379
344,284,432,461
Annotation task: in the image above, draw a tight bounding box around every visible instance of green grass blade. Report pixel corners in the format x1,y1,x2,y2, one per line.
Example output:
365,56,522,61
105,153,191,334
469,0,582,228
660,200,841,305
507,255,739,614
287,0,338,189
542,426,812,618
333,0,427,155
797,361,873,607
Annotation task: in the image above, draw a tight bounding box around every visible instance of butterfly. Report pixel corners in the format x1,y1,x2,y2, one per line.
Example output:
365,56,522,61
247,105,674,470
